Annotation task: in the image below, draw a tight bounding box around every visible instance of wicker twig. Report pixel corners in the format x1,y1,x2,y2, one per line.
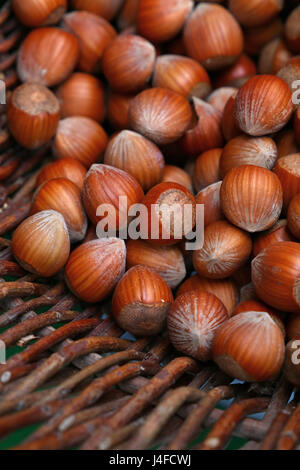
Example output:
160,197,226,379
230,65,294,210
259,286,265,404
198,397,271,450
0,5,296,448
0,282,66,327
0,310,79,348
0,393,134,444
0,237,10,247
0,28,22,53
168,385,235,450
0,51,17,72
144,336,171,362
1,359,49,385
80,357,198,450
4,337,135,401
103,418,146,450
0,155,20,181
25,359,161,444
9,146,49,185
123,387,207,450
0,279,50,300
0,318,100,379
277,402,300,450
14,415,115,451
35,350,145,407
0,1,11,24
85,315,122,339
260,404,295,450
0,398,68,439
0,389,52,416
0,259,24,276
0,246,12,260
62,396,130,430
0,201,31,235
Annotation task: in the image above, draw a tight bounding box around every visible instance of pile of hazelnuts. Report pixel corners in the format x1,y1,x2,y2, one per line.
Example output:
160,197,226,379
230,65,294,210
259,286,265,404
5,0,300,386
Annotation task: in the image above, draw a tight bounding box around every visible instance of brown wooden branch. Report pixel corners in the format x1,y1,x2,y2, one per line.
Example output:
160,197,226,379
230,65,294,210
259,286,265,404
198,397,271,450
0,201,30,235
0,246,12,260
0,259,24,277
25,360,160,444
0,390,51,416
0,155,20,181
0,318,100,380
0,238,11,247
0,362,41,388
36,350,145,407
0,1,11,25
0,280,49,300
0,282,66,327
276,402,300,450
0,395,131,442
124,387,207,450
260,404,295,450
3,337,134,401
80,357,198,450
0,29,22,53
0,51,17,72
101,418,145,450
0,309,78,348
13,415,111,451
9,146,48,183
167,385,235,450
